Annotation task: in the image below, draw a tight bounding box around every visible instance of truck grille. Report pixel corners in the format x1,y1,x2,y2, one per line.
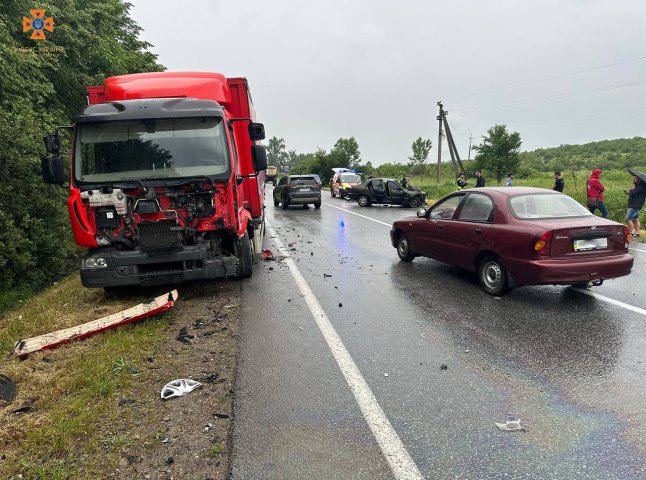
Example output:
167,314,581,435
138,221,183,252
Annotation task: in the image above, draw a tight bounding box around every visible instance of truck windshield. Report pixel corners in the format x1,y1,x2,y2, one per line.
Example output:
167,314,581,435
74,117,230,183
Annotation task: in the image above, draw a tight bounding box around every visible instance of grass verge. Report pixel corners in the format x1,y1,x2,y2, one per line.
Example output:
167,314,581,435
0,275,169,479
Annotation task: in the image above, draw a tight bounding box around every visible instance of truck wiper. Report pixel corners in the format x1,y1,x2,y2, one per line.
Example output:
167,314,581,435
168,175,216,189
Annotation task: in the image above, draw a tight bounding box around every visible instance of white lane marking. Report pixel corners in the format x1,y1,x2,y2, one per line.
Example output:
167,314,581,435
630,247,646,253
573,288,646,316
322,201,392,227
266,221,423,480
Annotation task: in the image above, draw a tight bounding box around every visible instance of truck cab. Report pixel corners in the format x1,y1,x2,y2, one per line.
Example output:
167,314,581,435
42,72,268,288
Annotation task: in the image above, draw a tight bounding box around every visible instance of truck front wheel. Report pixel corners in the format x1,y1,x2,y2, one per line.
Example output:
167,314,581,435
236,232,253,278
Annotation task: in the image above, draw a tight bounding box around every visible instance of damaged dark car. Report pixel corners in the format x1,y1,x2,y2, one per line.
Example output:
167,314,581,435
347,178,427,208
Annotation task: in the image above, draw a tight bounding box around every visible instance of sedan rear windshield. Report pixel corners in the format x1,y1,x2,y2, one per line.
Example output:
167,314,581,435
290,177,317,186
509,193,593,219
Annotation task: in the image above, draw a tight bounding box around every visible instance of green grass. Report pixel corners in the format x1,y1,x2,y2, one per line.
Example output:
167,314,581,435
0,275,168,479
209,443,224,458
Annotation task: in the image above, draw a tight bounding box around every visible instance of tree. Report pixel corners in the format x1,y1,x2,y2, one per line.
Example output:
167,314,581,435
474,125,522,183
330,137,361,169
408,137,432,180
266,136,288,170
0,0,164,305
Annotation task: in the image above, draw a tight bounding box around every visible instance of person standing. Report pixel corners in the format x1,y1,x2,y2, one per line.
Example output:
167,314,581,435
624,173,646,237
553,171,564,192
503,173,514,187
475,169,485,188
586,168,608,218
456,172,468,190
401,175,410,188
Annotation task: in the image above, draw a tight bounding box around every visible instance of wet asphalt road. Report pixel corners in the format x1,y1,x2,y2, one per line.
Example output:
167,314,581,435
232,188,646,480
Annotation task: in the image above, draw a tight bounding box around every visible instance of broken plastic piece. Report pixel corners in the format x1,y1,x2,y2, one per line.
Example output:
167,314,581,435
0,374,17,402
161,379,203,400
495,419,526,432
261,249,275,261
15,290,178,358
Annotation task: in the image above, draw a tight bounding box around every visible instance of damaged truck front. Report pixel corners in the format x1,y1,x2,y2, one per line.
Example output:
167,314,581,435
41,72,268,288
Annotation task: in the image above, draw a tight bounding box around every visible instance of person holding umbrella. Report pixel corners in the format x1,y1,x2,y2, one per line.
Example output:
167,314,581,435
624,169,646,238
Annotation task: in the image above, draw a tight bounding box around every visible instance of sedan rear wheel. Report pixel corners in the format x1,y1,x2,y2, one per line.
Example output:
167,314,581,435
478,256,509,295
357,195,371,207
397,233,415,262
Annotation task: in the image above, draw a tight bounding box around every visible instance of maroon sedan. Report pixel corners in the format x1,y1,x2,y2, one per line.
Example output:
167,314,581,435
390,187,633,295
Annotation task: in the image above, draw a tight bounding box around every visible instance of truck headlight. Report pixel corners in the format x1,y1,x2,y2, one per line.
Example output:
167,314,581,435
83,257,108,269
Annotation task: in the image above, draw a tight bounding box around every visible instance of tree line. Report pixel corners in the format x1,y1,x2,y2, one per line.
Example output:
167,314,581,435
268,126,646,187
0,1,163,310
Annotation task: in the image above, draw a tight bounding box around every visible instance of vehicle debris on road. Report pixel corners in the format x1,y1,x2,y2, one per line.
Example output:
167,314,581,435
160,379,203,400
495,419,526,432
261,249,275,261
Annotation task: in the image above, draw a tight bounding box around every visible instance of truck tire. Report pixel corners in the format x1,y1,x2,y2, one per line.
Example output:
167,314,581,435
236,232,253,278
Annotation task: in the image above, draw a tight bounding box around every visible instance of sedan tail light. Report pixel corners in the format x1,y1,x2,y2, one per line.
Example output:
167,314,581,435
624,226,631,245
532,230,553,256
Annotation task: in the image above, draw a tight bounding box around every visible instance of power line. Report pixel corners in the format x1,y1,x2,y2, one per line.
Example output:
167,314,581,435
511,111,646,129
446,54,646,102
453,79,646,113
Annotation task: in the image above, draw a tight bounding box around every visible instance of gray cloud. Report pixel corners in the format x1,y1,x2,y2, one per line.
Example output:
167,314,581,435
129,0,646,164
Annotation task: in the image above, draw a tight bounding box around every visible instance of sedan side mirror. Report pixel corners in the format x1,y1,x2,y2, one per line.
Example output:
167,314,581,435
42,155,65,184
417,208,428,218
251,144,268,172
248,122,265,141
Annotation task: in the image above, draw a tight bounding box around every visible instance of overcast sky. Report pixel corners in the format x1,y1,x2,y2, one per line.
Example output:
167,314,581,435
129,0,646,165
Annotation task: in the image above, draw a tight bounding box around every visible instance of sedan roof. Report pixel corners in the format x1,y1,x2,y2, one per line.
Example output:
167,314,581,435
461,187,558,197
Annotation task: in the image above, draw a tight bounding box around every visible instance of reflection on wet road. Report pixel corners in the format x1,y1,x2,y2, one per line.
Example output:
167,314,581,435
232,189,646,480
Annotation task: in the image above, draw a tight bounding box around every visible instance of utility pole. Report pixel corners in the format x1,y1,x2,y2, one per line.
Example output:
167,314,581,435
436,102,444,188
468,135,474,161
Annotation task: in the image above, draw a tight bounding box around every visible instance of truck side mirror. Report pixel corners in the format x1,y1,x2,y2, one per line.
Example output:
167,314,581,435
248,122,265,141
251,145,268,172
42,155,66,184
43,134,60,155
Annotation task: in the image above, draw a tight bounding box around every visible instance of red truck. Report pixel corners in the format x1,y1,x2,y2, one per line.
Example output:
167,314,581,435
41,71,268,288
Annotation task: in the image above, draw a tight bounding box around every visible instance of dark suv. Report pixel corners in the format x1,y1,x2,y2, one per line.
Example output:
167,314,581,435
273,175,322,209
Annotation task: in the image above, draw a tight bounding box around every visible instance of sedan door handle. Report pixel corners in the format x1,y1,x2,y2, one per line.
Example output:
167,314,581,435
474,228,482,234
437,225,444,230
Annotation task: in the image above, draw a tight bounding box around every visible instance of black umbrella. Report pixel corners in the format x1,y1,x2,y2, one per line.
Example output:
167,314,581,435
628,168,646,184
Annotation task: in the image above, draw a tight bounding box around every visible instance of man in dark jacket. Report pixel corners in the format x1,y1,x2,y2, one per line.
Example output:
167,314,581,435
624,174,646,237
553,171,564,192
475,170,485,188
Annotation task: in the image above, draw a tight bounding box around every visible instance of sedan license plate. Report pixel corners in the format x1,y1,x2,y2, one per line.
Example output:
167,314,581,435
573,237,607,251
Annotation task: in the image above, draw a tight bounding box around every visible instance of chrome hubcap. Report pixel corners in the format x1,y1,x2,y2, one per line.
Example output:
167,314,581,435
483,262,502,288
